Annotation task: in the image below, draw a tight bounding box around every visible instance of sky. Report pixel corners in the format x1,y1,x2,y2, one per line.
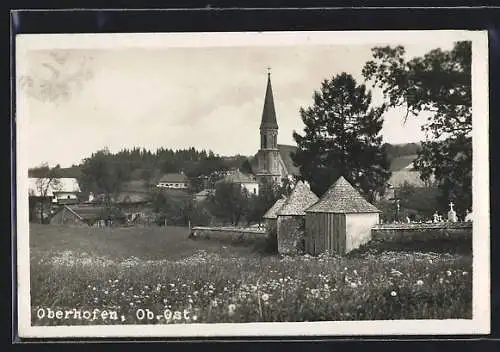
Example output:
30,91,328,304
19,40,456,168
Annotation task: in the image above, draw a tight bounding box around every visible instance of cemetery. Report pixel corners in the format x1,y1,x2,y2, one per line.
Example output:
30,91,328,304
188,176,473,256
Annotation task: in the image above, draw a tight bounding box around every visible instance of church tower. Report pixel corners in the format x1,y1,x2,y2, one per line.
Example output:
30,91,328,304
255,70,282,184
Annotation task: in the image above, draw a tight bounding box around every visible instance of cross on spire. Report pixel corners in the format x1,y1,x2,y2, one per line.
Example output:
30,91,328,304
449,201,455,210
267,66,271,76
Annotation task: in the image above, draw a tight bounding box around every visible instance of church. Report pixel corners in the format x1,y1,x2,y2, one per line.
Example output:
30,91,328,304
249,70,301,185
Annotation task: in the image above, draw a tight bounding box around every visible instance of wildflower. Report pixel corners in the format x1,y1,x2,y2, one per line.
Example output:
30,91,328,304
92,287,96,291
439,278,444,284
114,279,119,283
350,282,357,288
416,280,424,286
261,293,269,302
390,291,397,297
446,270,452,277
462,271,468,276
228,304,236,316
310,289,320,298
129,302,134,307
211,300,218,308
192,315,198,321
104,290,109,295
324,284,329,290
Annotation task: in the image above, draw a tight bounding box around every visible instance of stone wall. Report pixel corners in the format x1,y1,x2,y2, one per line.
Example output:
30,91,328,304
370,222,472,252
277,215,305,255
190,226,266,241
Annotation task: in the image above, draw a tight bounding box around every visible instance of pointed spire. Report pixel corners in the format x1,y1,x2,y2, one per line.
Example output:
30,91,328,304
260,69,278,130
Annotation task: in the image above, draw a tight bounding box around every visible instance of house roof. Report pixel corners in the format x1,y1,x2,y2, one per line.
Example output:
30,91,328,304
260,72,278,130
263,197,287,219
114,192,151,204
63,204,107,221
195,189,215,197
277,181,319,216
218,169,257,184
28,177,81,197
306,176,380,214
158,173,188,183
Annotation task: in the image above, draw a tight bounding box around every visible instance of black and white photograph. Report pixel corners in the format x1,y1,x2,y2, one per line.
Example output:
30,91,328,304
15,30,490,338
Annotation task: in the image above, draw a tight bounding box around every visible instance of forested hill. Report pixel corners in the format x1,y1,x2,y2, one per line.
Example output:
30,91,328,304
28,143,421,181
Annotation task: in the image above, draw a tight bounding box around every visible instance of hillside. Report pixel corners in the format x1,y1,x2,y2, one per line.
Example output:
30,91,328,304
28,143,422,184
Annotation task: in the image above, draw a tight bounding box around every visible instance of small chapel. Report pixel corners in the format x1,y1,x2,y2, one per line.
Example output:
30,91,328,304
250,70,301,185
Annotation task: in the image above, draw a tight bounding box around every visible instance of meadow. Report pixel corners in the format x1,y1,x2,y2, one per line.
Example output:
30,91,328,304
29,224,472,325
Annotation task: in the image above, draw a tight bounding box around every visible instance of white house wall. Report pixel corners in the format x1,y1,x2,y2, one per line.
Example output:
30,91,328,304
345,213,379,253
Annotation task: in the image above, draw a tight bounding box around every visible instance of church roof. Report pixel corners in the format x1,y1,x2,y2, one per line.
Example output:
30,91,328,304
260,72,278,130
278,181,319,216
278,144,300,176
263,196,287,219
306,176,380,214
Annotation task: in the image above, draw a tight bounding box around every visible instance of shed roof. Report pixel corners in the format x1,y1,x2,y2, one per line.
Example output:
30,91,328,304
277,181,319,216
63,204,107,221
218,169,257,184
306,176,380,214
263,197,287,219
159,173,188,183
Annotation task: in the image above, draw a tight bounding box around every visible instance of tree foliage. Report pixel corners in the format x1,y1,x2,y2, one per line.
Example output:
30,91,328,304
79,148,130,204
207,182,250,226
363,41,472,214
292,73,391,201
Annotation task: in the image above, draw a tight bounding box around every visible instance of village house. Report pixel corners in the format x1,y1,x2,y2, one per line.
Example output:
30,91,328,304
49,204,118,227
156,172,189,189
217,169,260,195
28,177,81,205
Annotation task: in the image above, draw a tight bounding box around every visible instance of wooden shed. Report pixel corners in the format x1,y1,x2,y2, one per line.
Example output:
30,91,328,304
276,181,319,255
305,176,381,255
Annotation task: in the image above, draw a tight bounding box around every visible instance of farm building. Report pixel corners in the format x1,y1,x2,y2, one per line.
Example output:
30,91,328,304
28,177,81,205
276,181,319,255
217,169,260,195
305,176,381,255
49,204,124,227
156,173,189,189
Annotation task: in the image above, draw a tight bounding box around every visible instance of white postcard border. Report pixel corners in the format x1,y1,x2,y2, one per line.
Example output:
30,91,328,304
15,30,490,338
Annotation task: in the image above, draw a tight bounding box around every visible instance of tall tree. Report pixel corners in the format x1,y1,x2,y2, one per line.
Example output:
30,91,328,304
292,73,391,201
80,148,130,204
29,163,61,223
362,41,472,214
208,182,250,226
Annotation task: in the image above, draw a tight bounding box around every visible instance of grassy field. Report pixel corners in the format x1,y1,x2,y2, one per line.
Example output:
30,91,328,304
29,224,472,325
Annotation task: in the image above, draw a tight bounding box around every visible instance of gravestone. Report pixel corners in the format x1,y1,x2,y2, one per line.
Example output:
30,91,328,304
447,202,458,222
464,208,473,222
433,212,440,223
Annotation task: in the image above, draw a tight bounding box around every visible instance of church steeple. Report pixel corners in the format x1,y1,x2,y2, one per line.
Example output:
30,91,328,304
260,69,278,130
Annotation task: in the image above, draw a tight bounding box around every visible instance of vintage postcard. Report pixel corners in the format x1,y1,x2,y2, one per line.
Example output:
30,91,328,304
15,30,490,338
